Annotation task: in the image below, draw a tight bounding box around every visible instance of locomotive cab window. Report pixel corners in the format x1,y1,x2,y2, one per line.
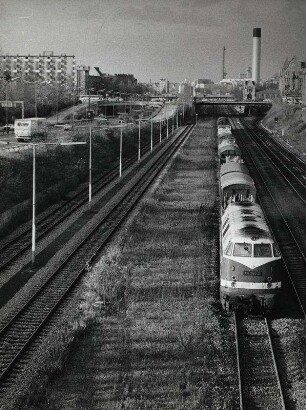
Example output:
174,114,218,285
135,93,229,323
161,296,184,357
273,243,281,257
225,241,233,256
233,243,252,257
254,243,272,257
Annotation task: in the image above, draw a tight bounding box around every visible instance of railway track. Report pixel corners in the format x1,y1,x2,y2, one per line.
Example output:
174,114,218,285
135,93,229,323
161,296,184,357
230,118,306,317
244,119,306,201
234,314,286,409
0,124,194,399
0,125,172,274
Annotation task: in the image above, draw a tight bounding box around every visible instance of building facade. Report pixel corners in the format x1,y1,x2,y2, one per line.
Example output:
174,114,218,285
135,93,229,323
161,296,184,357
76,65,90,95
279,56,305,97
0,52,76,85
243,80,256,101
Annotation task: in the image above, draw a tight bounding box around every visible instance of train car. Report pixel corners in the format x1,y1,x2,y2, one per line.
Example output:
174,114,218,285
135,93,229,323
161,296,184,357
220,162,256,209
217,117,231,137
220,202,282,313
218,138,241,164
218,131,235,144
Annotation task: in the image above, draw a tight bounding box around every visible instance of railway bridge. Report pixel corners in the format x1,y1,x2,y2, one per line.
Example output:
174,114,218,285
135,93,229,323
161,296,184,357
194,97,272,116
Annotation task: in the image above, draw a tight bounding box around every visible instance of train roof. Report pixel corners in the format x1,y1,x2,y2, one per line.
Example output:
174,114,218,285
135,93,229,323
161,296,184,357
221,172,255,189
223,202,273,243
220,162,249,177
218,131,233,139
217,117,230,126
218,142,241,155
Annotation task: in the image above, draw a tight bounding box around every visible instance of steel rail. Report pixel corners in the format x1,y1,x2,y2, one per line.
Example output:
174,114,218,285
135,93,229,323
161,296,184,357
0,125,172,272
230,118,306,317
241,120,306,202
234,313,287,410
0,124,193,394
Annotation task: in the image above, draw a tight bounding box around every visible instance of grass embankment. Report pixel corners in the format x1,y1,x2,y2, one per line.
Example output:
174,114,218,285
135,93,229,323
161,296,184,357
261,101,306,154
19,120,238,410
0,123,153,235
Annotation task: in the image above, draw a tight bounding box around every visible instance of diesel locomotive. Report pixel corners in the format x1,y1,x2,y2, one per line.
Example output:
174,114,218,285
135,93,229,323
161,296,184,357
217,118,282,313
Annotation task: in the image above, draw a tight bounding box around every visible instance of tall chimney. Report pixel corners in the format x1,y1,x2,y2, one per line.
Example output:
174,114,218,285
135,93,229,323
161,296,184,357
252,28,261,85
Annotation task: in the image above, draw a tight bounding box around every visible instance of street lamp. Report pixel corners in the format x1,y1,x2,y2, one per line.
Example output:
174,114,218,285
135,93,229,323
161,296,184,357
56,81,59,124
119,120,123,177
118,120,133,177
159,114,162,143
89,127,92,210
138,114,142,162
166,108,169,139
151,119,153,152
196,113,198,125
31,141,87,264
172,111,174,134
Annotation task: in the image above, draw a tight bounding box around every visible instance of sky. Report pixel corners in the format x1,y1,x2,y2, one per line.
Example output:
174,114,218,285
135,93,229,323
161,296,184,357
0,0,305,83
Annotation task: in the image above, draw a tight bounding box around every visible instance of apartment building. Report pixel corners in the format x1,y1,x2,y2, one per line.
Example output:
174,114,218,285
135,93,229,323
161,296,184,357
0,52,76,84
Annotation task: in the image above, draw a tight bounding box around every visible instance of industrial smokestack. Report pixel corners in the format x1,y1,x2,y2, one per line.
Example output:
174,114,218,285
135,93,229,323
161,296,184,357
252,28,261,85
222,46,227,79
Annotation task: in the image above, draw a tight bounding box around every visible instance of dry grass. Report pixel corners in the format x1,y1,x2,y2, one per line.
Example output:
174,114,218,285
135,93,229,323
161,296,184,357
19,120,238,410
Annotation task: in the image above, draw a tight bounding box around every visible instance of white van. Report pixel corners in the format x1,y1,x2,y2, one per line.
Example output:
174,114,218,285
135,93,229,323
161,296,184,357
14,118,47,141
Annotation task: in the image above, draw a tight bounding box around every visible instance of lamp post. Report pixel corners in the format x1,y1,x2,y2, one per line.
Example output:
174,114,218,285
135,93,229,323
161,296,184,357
196,113,198,125
89,127,92,210
116,120,134,176
159,114,162,143
138,114,142,162
166,108,169,139
150,119,153,152
119,120,123,177
56,81,59,124
172,109,174,134
136,115,151,161
31,141,87,264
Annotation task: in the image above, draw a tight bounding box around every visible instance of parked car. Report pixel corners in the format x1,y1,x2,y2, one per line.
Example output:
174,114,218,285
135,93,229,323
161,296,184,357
1,124,14,134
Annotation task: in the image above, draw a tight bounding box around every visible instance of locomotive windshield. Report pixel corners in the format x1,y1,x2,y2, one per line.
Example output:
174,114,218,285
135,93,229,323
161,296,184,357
254,243,272,257
273,243,281,257
233,243,252,257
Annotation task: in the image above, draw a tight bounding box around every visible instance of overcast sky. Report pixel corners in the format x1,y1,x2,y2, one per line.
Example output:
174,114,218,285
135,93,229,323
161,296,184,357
0,0,305,83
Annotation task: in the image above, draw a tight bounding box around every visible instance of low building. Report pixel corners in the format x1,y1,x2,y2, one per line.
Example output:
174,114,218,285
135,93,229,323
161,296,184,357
256,89,281,101
152,79,169,94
